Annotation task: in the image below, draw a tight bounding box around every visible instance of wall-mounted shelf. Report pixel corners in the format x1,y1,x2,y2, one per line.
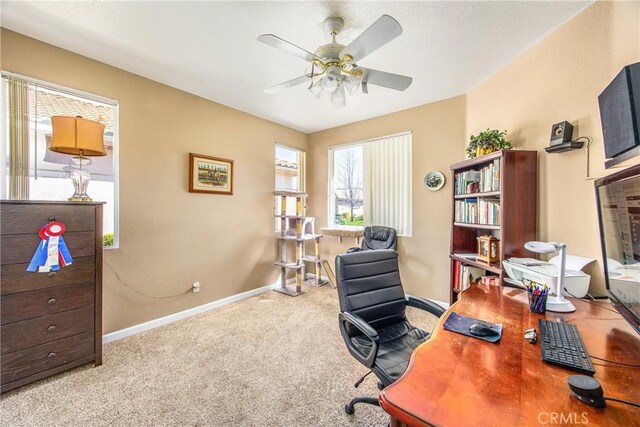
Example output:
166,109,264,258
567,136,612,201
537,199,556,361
545,140,584,153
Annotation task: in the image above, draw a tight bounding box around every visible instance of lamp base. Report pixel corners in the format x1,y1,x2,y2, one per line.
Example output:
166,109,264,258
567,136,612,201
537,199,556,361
546,296,576,313
68,156,93,202
68,195,93,202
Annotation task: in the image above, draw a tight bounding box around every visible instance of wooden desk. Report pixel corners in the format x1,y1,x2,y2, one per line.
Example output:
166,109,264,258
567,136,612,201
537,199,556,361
379,284,640,426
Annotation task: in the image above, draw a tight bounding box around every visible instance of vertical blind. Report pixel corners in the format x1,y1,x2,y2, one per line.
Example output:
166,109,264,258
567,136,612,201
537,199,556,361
7,76,30,199
363,132,412,236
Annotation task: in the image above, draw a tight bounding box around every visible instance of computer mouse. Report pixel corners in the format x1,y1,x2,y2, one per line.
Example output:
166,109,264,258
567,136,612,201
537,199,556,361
567,375,606,407
469,323,499,337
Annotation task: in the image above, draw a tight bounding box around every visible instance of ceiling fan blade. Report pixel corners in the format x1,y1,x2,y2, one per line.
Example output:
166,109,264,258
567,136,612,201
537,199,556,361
339,15,402,63
359,68,413,91
264,75,310,94
257,34,321,62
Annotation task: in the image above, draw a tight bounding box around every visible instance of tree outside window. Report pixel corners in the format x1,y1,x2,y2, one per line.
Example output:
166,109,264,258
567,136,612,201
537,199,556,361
333,146,363,226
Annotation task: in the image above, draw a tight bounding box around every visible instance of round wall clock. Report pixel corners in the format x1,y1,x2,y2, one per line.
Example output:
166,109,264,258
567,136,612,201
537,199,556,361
424,171,445,191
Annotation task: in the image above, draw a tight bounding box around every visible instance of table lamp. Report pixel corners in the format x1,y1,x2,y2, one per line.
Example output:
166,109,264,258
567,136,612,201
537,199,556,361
525,241,576,312
49,116,106,202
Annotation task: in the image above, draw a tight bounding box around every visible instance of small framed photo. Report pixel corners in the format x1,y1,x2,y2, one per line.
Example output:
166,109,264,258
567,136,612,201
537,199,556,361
189,153,234,195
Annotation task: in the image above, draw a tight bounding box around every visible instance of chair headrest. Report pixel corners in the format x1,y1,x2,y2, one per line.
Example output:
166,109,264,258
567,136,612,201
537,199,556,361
366,226,396,241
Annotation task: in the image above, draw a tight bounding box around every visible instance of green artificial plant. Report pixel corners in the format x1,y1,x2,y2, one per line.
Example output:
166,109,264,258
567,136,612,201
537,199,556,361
466,129,513,158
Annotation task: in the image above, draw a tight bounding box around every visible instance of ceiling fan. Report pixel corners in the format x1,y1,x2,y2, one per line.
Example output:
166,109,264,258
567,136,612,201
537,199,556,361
258,15,412,107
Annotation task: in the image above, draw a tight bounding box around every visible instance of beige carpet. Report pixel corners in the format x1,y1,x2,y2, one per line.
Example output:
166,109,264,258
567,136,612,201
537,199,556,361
0,285,438,426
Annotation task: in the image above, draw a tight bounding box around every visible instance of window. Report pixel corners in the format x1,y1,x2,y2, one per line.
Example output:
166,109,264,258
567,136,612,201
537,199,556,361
331,145,364,226
328,132,412,236
2,72,119,247
275,144,305,230
275,145,304,192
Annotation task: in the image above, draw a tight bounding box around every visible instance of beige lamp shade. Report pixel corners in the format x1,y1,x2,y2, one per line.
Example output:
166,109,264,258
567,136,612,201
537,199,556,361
50,116,107,156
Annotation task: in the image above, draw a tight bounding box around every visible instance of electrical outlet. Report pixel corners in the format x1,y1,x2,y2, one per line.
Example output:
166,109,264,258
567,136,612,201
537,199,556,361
192,282,200,293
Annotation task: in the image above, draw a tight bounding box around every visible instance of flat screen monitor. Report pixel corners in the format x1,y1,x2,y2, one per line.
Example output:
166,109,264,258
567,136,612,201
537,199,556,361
595,163,640,334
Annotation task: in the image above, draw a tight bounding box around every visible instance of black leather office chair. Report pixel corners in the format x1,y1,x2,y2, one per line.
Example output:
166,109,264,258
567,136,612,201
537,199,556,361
335,249,446,415
347,225,397,253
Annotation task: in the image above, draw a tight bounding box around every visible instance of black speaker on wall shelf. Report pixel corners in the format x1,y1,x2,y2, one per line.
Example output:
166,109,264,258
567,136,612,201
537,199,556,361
550,121,574,146
545,120,583,153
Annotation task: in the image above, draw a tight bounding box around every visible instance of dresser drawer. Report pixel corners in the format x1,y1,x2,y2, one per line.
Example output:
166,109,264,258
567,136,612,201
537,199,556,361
0,204,96,235
1,256,95,295
1,282,95,325
1,305,94,354
1,231,95,265
1,331,94,385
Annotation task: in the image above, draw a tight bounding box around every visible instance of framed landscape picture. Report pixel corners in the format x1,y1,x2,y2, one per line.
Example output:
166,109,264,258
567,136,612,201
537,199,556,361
189,153,234,195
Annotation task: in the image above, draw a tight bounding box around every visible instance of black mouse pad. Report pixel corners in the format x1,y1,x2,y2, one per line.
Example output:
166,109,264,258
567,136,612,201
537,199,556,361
443,311,503,343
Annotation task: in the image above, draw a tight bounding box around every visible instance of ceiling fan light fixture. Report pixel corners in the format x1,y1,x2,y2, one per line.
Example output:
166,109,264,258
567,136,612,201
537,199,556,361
322,67,341,93
308,79,324,99
345,75,361,95
330,84,346,107
259,14,412,105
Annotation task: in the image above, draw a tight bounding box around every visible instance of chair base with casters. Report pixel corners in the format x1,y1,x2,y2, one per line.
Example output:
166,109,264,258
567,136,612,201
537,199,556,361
335,250,446,416
344,372,385,414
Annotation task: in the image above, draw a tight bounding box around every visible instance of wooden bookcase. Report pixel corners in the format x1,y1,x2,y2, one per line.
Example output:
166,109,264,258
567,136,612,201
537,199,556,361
449,150,537,303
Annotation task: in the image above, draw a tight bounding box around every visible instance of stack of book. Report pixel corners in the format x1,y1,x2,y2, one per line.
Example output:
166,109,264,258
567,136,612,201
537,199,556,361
454,159,501,195
454,198,478,223
454,170,480,195
452,260,485,291
454,197,501,225
479,159,501,192
478,198,500,225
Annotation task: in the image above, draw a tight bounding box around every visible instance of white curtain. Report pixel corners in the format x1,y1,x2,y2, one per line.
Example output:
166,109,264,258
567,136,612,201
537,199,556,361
363,132,412,236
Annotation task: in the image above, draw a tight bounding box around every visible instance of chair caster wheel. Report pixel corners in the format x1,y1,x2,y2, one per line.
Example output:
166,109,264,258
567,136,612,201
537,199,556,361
377,381,384,390
345,404,355,415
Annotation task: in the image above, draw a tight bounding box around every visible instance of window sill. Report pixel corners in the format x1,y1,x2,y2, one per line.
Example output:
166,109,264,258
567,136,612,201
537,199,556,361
320,227,364,244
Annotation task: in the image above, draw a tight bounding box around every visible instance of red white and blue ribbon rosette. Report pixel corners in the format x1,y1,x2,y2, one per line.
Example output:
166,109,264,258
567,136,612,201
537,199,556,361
26,221,73,273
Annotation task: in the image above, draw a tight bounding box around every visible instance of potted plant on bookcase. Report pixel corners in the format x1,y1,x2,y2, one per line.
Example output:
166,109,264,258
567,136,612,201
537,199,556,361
466,129,513,158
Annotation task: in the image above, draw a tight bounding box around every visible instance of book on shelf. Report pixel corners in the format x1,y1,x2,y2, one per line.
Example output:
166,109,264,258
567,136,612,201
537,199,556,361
454,198,500,225
454,158,501,195
454,252,478,259
453,261,486,291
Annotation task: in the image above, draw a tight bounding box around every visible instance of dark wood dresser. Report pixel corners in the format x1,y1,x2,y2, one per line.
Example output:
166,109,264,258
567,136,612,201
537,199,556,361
1,200,103,392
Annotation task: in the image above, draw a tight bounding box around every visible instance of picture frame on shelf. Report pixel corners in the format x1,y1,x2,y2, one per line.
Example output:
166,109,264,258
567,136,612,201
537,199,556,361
189,153,234,195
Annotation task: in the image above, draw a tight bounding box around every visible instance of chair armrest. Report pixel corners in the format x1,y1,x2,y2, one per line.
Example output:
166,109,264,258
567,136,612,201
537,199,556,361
339,312,379,368
346,247,361,253
406,295,446,318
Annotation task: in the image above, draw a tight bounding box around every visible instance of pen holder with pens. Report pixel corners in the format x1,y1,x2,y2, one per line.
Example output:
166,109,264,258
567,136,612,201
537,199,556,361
524,279,549,314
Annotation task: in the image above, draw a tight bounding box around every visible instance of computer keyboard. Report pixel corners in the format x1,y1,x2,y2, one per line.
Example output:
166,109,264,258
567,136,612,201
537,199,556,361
538,319,595,375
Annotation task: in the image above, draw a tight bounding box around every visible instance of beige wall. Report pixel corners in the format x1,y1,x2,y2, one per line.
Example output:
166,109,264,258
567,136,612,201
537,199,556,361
307,97,467,303
466,0,640,295
1,29,307,333
308,1,640,301
1,0,638,331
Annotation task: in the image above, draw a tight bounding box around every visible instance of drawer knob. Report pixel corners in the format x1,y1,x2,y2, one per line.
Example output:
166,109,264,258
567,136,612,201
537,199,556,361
48,272,57,278
47,325,56,332
48,298,57,305
47,352,56,359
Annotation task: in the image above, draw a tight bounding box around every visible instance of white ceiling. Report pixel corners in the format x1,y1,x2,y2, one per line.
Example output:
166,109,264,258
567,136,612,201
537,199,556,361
1,1,593,133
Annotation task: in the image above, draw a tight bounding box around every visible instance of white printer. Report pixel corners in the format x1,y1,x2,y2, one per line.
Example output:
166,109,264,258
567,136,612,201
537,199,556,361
503,255,594,298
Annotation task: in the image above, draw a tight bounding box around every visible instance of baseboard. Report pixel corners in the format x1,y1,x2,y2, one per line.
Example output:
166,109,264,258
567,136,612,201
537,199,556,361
103,284,274,344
